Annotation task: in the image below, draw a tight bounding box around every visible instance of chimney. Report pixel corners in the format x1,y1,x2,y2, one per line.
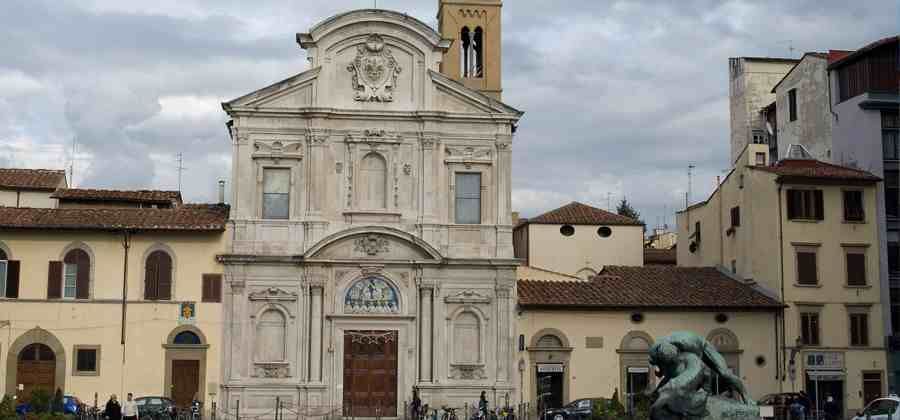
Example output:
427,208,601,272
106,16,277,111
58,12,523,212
511,211,520,225
218,180,226,204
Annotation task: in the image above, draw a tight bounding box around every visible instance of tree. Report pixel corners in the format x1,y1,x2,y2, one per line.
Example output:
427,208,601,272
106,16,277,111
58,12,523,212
616,198,644,224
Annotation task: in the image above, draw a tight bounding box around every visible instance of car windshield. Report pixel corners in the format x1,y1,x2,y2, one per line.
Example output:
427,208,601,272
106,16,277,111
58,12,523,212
865,399,899,416
576,400,591,409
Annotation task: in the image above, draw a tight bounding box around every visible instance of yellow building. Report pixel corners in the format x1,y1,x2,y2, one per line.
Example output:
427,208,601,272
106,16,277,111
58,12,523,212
678,143,888,418
513,201,782,412
0,169,229,410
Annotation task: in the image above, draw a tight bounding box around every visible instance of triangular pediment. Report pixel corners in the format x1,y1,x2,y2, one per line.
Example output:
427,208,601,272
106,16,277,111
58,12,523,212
223,67,321,109
428,70,523,116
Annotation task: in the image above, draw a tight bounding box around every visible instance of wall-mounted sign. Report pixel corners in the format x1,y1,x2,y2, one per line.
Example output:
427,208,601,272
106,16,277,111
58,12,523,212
805,351,844,371
627,366,650,374
179,302,196,325
537,363,564,373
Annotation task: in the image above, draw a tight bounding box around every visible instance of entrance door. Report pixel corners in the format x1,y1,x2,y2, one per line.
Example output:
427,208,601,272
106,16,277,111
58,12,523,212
536,370,563,410
16,343,56,402
171,360,200,408
343,331,398,417
863,372,883,406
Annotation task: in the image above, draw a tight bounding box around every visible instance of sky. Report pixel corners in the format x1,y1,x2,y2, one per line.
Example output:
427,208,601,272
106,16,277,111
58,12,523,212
0,0,896,229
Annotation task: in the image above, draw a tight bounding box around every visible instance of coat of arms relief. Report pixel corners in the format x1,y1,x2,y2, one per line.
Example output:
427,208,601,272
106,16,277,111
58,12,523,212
347,34,402,102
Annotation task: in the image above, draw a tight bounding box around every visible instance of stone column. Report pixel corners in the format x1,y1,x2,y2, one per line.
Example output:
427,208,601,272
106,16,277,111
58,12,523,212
496,136,512,226
229,274,246,380
307,131,328,217
419,286,434,382
309,285,323,382
420,136,437,223
496,285,511,382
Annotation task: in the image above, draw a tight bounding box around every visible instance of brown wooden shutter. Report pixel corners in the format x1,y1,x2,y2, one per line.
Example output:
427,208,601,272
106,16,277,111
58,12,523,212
6,260,20,298
787,190,798,219
47,261,62,299
75,251,90,299
847,253,867,286
810,314,820,345
797,252,818,285
814,190,825,220
157,252,172,300
860,314,869,346
202,274,223,303
145,253,158,300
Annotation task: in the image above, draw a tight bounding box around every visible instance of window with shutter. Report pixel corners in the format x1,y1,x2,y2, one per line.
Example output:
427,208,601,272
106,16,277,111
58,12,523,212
63,248,91,299
796,250,818,285
843,190,865,221
786,190,824,220
850,313,869,346
730,206,740,227
5,260,19,299
800,312,820,346
202,274,223,303
0,249,6,298
846,249,867,286
145,251,173,300
47,261,63,299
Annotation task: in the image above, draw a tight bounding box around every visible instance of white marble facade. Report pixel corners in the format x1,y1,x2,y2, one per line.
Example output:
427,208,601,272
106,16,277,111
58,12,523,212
218,9,522,417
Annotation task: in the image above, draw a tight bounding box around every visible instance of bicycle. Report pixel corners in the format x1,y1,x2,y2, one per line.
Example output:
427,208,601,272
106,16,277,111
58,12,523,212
440,406,459,420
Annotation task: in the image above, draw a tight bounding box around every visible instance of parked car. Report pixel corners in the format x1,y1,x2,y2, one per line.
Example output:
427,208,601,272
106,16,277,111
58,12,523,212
852,396,900,420
135,396,178,420
758,393,812,420
542,398,609,420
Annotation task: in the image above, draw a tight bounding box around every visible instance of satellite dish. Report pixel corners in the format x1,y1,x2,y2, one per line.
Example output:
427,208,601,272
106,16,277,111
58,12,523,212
766,122,774,136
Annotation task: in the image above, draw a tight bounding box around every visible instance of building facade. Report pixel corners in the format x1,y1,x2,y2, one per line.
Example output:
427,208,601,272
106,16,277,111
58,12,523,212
678,143,888,417
729,57,799,164
0,171,228,410
771,53,833,162
218,4,521,417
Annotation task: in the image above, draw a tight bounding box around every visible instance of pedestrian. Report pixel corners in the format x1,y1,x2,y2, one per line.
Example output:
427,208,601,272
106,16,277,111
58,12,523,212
479,391,488,419
823,395,839,420
789,397,805,420
122,393,138,420
411,388,422,419
104,394,122,420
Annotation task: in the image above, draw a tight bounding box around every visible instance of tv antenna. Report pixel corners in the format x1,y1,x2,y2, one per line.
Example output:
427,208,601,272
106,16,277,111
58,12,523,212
778,40,796,56
687,164,695,208
176,153,187,192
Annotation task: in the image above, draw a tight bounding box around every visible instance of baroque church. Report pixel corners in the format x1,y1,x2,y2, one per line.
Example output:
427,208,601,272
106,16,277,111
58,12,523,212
218,0,521,416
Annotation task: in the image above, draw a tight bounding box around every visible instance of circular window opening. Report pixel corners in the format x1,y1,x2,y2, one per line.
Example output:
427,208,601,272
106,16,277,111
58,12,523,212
630,313,644,324
560,225,575,237
597,226,612,238
755,356,766,367
715,313,729,324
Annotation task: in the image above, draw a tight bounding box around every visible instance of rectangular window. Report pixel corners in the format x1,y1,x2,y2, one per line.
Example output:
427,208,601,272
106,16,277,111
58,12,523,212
73,346,100,376
884,130,899,160
797,249,818,285
843,190,865,222
850,313,870,346
800,312,820,346
63,263,77,299
846,248,867,286
730,206,740,227
202,274,223,303
788,89,798,122
887,170,899,218
262,168,290,219
755,152,767,165
787,189,824,220
0,260,6,298
454,173,482,224
694,221,701,243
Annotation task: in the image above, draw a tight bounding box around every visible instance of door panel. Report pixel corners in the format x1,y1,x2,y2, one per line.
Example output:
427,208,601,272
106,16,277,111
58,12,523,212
171,360,200,408
343,331,398,417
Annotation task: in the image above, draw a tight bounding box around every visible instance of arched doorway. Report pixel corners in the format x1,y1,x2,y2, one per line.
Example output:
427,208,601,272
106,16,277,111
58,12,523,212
618,331,654,408
17,343,56,401
528,329,571,411
164,327,208,408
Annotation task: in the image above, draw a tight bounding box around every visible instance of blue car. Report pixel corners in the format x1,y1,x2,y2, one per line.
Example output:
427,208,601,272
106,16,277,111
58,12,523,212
15,395,82,415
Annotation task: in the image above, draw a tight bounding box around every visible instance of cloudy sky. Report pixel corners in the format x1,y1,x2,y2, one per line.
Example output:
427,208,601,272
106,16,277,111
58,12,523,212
1,0,896,228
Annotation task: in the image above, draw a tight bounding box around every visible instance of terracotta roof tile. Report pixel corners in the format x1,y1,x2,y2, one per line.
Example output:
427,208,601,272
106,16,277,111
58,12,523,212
518,265,781,310
524,202,642,226
752,159,881,183
51,188,182,205
0,168,66,191
0,204,229,231
828,36,899,70
643,249,676,265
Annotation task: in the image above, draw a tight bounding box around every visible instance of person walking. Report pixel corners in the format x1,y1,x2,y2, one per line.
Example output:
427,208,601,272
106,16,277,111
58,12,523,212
104,395,122,420
823,395,839,420
122,393,138,420
788,397,805,420
478,391,488,420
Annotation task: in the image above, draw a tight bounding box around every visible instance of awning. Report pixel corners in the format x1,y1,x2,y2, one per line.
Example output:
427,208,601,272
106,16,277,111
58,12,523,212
807,370,845,381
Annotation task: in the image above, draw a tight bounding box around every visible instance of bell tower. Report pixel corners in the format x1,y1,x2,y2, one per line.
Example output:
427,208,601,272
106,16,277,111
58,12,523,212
437,0,503,100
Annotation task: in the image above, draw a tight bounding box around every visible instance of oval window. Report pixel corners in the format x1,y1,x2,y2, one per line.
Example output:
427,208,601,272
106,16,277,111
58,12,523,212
560,225,575,237
715,313,729,324
630,313,644,324
755,356,766,367
597,226,612,238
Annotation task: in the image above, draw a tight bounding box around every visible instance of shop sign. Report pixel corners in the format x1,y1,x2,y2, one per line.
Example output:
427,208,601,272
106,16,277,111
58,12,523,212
537,363,564,373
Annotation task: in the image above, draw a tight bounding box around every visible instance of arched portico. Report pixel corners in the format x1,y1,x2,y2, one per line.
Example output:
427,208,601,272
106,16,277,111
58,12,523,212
6,328,66,398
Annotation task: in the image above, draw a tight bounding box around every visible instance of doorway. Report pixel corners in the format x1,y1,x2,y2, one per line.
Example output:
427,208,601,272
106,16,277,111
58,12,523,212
805,375,844,416
863,372,883,406
536,366,564,410
343,331,398,418
16,343,56,402
171,360,200,407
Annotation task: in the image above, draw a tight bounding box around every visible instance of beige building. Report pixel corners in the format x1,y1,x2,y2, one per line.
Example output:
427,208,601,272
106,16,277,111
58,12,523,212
513,202,645,279
0,169,229,410
678,143,888,417
0,169,67,208
513,201,782,412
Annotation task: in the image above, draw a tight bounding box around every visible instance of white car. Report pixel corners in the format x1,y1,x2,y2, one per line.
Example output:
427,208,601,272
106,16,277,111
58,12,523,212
853,396,900,420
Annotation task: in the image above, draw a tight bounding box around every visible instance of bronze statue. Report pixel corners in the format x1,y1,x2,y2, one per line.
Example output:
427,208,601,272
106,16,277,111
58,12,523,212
648,331,758,420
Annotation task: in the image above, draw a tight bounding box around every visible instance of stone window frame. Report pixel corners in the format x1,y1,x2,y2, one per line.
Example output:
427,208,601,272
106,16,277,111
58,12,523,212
792,243,821,287
527,328,572,406
72,345,101,376
357,151,391,211
142,243,178,301
59,242,96,300
447,305,488,366
447,162,493,226
251,303,293,364
846,305,872,347
842,244,870,288
617,331,654,401
796,304,823,347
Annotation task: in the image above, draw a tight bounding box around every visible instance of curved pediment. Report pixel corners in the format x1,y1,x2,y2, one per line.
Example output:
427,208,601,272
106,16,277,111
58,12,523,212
305,226,442,262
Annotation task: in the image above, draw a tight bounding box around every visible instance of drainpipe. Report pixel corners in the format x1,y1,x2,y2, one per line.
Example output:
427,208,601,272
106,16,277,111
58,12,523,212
777,185,787,392
120,230,132,347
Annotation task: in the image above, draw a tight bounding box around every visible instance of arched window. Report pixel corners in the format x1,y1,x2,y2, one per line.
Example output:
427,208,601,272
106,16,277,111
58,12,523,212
473,27,484,77
173,331,202,345
453,311,481,364
460,26,470,77
58,248,90,299
255,310,287,362
536,334,564,348
0,248,10,298
19,343,56,361
145,250,173,300
360,153,387,209
707,328,741,384
460,26,484,78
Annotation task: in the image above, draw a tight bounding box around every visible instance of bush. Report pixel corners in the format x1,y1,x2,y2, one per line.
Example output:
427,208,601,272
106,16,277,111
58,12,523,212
0,395,17,420
29,389,52,414
591,396,625,420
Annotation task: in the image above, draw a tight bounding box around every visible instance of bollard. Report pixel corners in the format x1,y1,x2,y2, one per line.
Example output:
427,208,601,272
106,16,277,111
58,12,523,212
211,402,217,420
236,400,240,420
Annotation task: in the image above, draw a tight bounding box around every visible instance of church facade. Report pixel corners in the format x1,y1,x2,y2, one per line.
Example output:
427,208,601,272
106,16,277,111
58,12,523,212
219,3,521,416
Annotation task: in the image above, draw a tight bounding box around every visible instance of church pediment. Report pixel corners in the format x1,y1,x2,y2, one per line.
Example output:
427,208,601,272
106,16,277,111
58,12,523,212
305,227,442,262
223,67,320,110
